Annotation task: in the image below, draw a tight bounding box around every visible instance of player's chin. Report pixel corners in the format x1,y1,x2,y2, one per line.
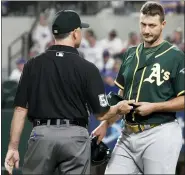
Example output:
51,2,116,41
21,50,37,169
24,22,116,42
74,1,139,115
143,37,154,43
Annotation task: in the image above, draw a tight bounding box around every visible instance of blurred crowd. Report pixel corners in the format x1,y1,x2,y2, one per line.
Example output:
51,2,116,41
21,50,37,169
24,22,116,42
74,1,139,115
2,0,184,17
2,1,185,106
24,13,184,96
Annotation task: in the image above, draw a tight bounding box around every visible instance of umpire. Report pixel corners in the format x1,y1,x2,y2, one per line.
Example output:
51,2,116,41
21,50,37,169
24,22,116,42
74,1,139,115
4,10,133,175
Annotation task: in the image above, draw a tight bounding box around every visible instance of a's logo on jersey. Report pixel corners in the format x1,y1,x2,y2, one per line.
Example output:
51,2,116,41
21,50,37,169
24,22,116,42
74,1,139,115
180,68,185,74
98,94,108,107
144,63,170,86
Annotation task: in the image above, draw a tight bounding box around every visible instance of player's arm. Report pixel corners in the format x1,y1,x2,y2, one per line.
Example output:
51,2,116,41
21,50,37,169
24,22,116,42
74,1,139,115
151,95,184,112
152,55,185,112
8,62,30,150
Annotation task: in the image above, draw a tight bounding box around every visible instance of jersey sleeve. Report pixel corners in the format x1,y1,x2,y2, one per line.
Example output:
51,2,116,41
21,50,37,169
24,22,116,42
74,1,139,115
114,50,129,90
14,62,30,108
86,63,110,114
172,52,185,96
114,63,125,90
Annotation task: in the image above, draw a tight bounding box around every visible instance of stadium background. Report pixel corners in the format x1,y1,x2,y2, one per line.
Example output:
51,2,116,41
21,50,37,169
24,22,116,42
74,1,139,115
1,1,184,174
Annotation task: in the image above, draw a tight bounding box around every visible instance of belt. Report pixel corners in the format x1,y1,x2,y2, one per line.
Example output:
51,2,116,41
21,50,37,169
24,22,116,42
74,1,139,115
33,119,87,128
125,122,160,133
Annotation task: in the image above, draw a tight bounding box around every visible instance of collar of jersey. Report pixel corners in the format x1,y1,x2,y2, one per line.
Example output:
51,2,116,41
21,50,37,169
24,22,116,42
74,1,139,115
47,45,79,55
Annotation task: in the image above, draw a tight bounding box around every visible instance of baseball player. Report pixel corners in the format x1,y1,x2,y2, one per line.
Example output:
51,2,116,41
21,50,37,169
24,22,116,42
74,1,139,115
92,1,184,174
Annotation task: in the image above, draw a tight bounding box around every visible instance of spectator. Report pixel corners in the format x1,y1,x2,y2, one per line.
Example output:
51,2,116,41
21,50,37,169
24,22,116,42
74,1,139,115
9,58,26,83
154,0,179,14
31,13,53,54
111,0,125,15
78,37,89,55
179,42,185,53
103,59,122,94
82,29,104,70
171,27,183,48
122,31,140,51
1,0,9,16
165,35,173,43
101,50,115,75
100,29,123,57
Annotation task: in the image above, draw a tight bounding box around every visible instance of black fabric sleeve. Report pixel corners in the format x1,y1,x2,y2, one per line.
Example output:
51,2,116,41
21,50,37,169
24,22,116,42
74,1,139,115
86,63,110,114
172,56,185,96
14,62,30,108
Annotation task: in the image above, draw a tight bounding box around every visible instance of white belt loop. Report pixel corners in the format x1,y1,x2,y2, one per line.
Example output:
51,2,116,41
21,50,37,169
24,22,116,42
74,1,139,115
64,119,70,127
47,119,51,127
144,125,151,130
57,119,60,127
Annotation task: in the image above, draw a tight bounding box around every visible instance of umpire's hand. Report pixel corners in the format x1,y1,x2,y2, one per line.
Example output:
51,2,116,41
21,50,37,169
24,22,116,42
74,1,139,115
117,100,135,115
4,149,20,175
91,121,109,144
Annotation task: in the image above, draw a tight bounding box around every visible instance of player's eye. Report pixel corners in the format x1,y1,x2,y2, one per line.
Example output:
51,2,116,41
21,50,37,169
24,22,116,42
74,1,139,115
149,24,156,28
141,23,146,26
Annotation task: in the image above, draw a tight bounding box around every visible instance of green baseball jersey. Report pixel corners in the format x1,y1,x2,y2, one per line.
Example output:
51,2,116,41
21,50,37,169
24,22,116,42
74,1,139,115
115,41,185,124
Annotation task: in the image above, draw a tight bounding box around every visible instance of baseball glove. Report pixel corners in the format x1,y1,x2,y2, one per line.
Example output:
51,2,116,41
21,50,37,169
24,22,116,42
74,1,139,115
91,136,111,166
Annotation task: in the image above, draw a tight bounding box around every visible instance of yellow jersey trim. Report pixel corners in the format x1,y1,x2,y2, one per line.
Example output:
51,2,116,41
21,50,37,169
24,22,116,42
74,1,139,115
155,45,175,58
114,80,124,90
128,44,141,100
136,67,147,102
177,90,185,97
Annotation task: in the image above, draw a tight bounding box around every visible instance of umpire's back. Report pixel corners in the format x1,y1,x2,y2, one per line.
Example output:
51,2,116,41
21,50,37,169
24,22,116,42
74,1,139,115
24,45,97,123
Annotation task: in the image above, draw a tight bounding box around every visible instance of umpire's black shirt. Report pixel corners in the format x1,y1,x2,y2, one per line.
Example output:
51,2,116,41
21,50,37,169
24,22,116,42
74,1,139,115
14,45,109,124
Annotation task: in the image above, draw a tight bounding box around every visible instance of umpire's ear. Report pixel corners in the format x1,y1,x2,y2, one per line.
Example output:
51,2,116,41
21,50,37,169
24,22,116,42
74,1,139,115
72,27,81,40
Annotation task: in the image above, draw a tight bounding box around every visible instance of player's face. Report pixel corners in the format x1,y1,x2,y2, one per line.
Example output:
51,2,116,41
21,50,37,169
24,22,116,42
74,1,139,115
74,28,82,48
139,14,166,44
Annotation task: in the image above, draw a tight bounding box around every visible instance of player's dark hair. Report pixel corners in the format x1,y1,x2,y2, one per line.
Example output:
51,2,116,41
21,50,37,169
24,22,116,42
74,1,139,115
140,1,165,22
53,33,70,40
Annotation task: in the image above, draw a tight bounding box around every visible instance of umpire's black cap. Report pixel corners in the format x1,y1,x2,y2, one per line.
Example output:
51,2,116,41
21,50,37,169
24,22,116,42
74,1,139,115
52,10,89,35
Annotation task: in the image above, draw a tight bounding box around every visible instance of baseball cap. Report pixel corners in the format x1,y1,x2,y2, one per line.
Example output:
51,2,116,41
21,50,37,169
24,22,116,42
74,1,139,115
16,58,26,65
52,10,89,35
103,50,110,57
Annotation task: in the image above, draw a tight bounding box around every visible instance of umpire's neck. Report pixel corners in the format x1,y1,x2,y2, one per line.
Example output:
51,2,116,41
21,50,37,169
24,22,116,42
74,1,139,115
54,37,75,48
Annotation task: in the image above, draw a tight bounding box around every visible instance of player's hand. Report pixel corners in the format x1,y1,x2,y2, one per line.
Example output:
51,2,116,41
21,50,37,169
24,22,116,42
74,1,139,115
117,100,135,115
4,149,20,175
91,121,109,144
134,102,156,116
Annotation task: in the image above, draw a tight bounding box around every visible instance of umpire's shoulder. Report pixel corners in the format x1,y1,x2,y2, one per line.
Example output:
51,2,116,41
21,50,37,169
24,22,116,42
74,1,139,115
23,52,46,70
81,58,100,73
27,52,45,62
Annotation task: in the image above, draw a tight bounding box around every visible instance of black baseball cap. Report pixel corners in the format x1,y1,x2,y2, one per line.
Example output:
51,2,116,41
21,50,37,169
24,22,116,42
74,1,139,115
52,10,89,35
